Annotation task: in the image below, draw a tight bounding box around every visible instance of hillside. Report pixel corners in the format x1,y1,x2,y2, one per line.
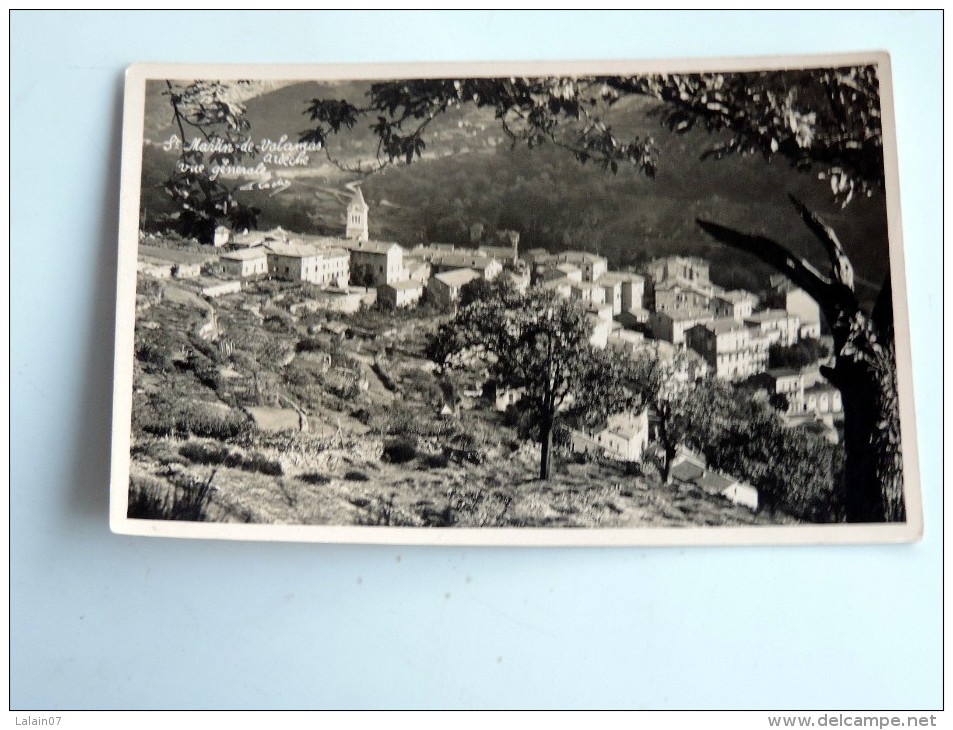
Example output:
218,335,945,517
129,258,792,528
140,79,890,308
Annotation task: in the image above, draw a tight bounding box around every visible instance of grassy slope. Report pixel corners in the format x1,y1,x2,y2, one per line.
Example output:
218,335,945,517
129,261,791,529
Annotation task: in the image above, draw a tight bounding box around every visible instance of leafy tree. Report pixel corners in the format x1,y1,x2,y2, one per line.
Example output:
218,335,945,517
626,352,736,484
426,286,636,480
350,262,376,288
698,199,901,522
303,64,902,522
768,391,790,413
704,408,845,522
457,276,517,309
160,80,261,242
769,338,831,369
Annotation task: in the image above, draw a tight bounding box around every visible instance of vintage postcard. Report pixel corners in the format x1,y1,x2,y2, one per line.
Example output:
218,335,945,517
110,55,921,545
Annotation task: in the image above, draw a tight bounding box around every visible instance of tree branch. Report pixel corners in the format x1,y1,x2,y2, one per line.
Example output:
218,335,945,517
787,193,856,293
695,219,854,323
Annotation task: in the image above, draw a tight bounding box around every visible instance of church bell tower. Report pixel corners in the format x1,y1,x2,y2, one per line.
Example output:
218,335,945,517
345,186,369,241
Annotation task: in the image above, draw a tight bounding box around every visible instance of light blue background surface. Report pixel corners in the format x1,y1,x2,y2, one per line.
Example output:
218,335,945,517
10,11,942,710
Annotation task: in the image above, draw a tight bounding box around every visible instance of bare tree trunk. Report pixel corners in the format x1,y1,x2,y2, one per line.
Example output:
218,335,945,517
539,416,554,481
655,412,675,484
662,444,676,485
697,199,906,523
825,312,905,522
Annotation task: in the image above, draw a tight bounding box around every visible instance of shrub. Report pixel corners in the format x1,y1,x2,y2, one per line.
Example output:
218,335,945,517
178,441,283,476
134,330,180,373
189,357,223,391
262,307,297,334
768,338,831,369
421,451,450,469
127,473,215,522
295,337,324,354
382,437,417,464
136,277,164,301
130,439,183,464
344,470,370,482
300,472,332,485
176,406,253,441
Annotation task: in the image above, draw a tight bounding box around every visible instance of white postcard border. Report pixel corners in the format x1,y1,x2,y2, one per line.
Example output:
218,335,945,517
109,52,923,546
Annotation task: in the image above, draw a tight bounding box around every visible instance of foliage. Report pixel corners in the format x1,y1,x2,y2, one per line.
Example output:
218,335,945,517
178,441,283,476
127,472,217,522
382,437,418,464
427,285,636,480
350,263,376,288
302,67,883,207
160,80,262,242
769,337,831,369
303,78,658,176
304,66,896,521
699,199,902,522
631,66,884,205
457,276,518,309
132,394,254,442
768,392,790,413
300,472,332,485
134,330,180,373
702,410,845,522
625,353,844,521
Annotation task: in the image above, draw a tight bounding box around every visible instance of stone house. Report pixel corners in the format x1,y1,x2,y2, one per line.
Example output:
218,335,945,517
686,318,768,381
756,367,806,413
553,251,608,282
379,280,424,309
570,281,607,306
264,242,324,283
344,240,405,286
571,409,650,463
218,248,269,278
669,451,758,511
427,268,482,308
710,289,757,320
803,382,843,416
430,252,502,281
768,274,823,340
744,309,801,347
649,309,713,346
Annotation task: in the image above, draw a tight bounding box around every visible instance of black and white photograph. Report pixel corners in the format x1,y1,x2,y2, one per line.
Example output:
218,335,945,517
110,56,921,543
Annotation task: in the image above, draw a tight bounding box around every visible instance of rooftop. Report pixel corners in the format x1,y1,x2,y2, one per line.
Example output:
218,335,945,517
264,241,321,258
219,248,268,261
696,472,738,492
608,329,644,343
433,268,481,287
766,367,802,379
670,460,705,484
704,317,748,334
600,271,644,285
746,309,795,323
655,308,712,322
719,289,757,303
477,245,515,258
433,252,497,269
556,250,607,264
572,281,603,291
342,239,403,255
348,186,367,209
321,247,349,258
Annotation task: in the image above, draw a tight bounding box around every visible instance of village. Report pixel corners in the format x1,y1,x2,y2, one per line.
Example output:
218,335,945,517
132,187,845,523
